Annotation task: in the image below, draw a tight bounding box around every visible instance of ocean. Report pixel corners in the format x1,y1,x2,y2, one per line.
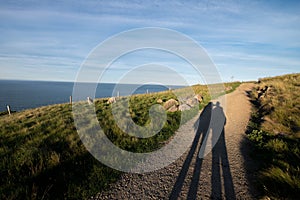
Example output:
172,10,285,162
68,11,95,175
0,80,182,112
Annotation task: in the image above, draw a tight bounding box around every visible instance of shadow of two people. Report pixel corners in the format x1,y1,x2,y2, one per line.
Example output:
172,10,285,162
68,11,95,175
170,101,236,199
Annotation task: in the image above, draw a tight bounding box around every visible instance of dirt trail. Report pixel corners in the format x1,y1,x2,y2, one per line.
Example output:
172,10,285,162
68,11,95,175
94,83,260,199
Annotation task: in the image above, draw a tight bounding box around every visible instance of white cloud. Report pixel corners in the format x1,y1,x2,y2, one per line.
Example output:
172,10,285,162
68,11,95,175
0,0,299,83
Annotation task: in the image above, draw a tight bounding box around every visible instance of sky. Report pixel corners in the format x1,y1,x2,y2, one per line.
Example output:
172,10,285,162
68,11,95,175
0,0,299,85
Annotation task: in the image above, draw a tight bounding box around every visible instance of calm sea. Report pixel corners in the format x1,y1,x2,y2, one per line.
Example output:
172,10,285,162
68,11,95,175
0,80,182,112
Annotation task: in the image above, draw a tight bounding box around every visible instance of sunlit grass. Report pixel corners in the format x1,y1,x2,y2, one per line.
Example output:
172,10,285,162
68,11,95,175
247,73,300,199
0,82,240,199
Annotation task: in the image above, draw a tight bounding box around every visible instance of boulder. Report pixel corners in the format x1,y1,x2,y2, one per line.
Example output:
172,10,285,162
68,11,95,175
186,98,198,107
179,104,191,111
156,98,163,104
168,105,178,112
163,99,178,110
194,94,203,103
107,97,116,104
257,91,263,99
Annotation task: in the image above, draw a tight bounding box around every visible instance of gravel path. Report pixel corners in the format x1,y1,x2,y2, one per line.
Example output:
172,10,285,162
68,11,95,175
93,83,261,199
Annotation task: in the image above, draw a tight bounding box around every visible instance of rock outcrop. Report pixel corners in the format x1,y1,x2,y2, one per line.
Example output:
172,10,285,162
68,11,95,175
160,94,203,112
156,99,163,104
163,99,179,112
194,94,203,103
178,104,191,111
107,97,116,104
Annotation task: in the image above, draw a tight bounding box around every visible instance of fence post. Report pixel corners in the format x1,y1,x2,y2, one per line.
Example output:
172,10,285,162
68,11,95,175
7,105,11,115
69,96,72,105
146,89,149,94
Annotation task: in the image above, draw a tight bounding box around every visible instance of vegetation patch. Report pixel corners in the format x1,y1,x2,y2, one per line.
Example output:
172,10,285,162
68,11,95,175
246,73,300,199
0,82,239,199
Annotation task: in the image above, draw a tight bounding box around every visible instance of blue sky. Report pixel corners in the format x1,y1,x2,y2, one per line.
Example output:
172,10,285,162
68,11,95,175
0,0,299,85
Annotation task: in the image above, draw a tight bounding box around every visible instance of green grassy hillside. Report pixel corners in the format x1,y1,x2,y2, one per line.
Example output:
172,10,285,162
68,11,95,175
247,73,300,199
0,82,240,199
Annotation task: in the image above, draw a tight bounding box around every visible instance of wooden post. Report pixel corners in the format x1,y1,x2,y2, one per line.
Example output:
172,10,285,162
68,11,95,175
146,89,149,94
7,105,11,115
69,96,72,105
117,91,120,98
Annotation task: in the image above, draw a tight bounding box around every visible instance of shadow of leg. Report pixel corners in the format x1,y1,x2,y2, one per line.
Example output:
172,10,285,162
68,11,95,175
168,122,203,199
187,142,205,199
169,103,212,199
211,137,222,199
220,130,236,200
211,129,236,199
187,124,210,199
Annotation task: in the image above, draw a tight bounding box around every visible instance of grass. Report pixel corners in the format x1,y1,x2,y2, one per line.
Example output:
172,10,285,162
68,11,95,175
246,73,300,199
0,104,120,200
0,82,240,199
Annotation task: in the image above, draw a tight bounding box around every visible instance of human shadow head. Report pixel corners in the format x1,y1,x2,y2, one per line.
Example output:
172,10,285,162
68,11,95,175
196,102,213,130
213,101,226,125
214,101,224,112
202,102,213,114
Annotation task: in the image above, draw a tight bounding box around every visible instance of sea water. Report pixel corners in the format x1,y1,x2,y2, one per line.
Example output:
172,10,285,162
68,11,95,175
0,80,182,111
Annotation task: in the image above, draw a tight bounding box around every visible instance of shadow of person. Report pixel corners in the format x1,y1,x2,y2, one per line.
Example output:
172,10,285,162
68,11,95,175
187,102,213,199
169,102,236,199
169,102,213,199
210,101,236,199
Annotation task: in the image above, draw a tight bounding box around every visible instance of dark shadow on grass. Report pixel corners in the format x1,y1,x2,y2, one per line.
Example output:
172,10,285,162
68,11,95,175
0,131,121,200
240,88,264,199
34,151,121,200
